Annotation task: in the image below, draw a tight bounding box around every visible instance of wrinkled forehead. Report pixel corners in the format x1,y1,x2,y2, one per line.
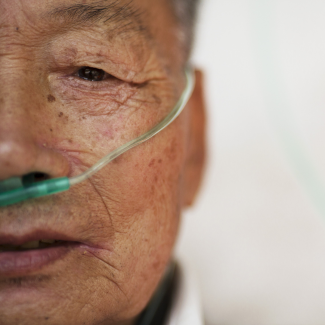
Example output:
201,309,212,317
0,0,180,69
1,0,172,23
2,0,146,32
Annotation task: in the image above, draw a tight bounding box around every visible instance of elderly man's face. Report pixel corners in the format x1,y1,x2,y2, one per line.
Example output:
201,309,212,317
0,0,205,324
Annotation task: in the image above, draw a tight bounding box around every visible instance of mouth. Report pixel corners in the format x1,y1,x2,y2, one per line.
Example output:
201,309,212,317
0,236,80,277
0,239,67,252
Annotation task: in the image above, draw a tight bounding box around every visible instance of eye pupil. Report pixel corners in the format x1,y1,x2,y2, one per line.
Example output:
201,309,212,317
78,67,105,81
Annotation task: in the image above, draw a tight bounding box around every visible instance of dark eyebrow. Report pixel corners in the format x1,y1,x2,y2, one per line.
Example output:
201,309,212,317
48,1,146,35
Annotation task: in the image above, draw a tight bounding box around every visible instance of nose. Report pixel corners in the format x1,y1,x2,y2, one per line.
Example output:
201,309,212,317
0,79,70,182
0,133,69,181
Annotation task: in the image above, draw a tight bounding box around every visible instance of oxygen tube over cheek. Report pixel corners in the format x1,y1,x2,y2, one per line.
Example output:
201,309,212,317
0,67,195,207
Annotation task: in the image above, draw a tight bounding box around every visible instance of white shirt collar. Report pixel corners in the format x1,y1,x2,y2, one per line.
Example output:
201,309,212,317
166,260,204,325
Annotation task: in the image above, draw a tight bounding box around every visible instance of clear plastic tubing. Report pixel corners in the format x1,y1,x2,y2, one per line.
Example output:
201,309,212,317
0,67,195,207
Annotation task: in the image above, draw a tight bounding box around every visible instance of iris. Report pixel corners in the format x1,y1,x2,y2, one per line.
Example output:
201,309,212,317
78,67,106,81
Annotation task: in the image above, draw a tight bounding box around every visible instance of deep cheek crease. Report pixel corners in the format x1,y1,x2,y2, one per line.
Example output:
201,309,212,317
77,245,119,271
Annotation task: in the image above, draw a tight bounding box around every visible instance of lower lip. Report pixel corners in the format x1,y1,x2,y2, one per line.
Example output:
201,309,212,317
0,243,77,277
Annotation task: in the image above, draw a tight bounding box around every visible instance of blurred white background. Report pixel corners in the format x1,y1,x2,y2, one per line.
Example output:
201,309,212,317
175,1,325,324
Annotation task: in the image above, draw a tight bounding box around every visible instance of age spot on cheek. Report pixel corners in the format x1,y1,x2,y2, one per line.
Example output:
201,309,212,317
47,94,56,103
149,159,156,167
59,112,63,117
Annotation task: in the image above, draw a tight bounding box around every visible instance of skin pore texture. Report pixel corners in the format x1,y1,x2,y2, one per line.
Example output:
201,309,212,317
0,0,205,324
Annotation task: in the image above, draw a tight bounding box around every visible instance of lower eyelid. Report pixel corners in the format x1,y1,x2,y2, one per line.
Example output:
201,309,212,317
54,75,130,95
66,74,121,89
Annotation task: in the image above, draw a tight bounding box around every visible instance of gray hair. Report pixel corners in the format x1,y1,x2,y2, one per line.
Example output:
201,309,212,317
171,0,200,55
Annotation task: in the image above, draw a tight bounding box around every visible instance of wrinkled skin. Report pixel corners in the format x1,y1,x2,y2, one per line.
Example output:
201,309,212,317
0,0,205,324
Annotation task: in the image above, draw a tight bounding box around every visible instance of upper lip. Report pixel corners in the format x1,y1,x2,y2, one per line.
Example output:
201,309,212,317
0,230,79,247
0,218,113,251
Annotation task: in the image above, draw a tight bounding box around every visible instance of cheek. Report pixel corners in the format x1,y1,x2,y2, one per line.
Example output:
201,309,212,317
101,133,185,219
93,126,186,312
42,83,169,172
50,78,137,113
26,82,186,320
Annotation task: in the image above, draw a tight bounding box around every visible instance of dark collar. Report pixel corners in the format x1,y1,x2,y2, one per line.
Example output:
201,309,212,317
136,262,178,325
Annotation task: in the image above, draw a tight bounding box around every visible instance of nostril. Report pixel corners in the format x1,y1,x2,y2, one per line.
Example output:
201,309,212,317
22,172,50,186
0,172,50,193
33,172,49,182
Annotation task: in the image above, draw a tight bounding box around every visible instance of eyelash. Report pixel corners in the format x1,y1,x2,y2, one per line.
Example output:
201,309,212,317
77,66,109,81
66,66,121,91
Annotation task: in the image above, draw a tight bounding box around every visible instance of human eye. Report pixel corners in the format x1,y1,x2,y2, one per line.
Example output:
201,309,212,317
77,66,108,82
60,65,122,92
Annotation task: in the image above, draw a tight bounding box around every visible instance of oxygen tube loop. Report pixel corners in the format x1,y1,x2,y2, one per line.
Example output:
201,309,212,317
0,67,195,207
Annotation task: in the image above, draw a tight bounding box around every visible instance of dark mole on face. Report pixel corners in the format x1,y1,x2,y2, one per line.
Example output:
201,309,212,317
59,112,63,117
47,94,56,103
